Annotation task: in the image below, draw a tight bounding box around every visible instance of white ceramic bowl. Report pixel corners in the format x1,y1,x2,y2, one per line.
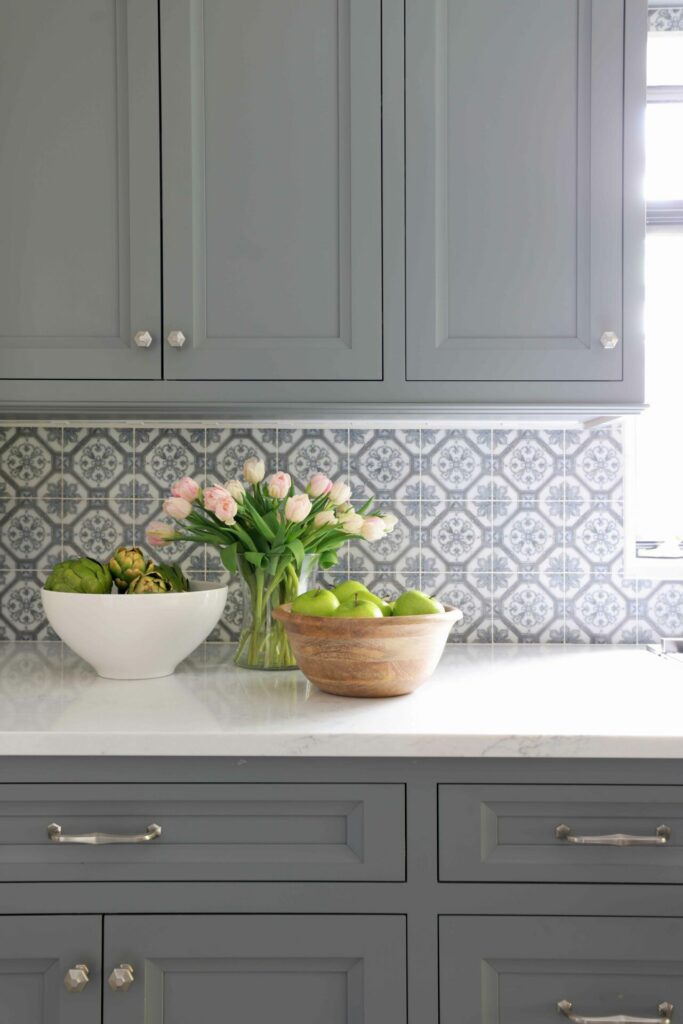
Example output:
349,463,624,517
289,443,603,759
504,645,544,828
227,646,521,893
41,582,228,680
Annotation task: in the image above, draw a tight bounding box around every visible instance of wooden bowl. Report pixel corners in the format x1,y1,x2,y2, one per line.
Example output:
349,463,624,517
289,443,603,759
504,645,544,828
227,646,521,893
273,603,463,698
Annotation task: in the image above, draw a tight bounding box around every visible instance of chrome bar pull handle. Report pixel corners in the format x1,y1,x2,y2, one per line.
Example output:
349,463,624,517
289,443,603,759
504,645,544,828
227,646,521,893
48,822,161,845
555,824,671,846
557,1000,673,1024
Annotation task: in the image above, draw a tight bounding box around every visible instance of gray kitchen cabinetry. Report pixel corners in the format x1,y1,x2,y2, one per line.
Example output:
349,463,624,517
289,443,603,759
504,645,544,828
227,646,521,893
161,0,383,383
440,916,683,1024
0,915,101,1023
0,0,646,414
103,914,406,1024
0,0,161,380
405,0,645,405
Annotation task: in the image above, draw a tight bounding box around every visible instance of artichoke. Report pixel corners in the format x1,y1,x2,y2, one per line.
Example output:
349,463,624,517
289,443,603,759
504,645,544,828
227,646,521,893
126,572,172,595
109,546,153,592
155,563,190,593
44,557,112,594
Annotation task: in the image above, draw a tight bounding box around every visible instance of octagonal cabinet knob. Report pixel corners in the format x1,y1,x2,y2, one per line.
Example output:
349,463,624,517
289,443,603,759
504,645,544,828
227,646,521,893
600,331,619,350
167,330,186,348
108,963,135,992
133,330,153,348
64,963,90,993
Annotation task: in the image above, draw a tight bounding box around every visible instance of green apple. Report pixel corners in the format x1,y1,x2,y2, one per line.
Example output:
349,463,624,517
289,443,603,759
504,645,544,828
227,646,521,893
291,588,340,617
333,594,383,618
392,589,445,616
362,591,392,616
332,580,369,603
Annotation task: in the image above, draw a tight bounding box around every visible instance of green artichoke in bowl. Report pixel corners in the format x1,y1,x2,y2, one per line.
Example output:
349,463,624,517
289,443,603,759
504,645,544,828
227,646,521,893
109,546,153,592
126,572,172,595
155,563,190,593
44,557,112,594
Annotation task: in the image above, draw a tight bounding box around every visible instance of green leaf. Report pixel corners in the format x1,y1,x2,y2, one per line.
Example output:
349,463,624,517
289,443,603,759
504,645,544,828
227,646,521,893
288,538,305,570
357,497,374,515
319,550,339,569
244,550,266,568
220,543,239,574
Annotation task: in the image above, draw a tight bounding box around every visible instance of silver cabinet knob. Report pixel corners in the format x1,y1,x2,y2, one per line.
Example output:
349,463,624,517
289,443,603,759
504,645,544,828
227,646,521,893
108,964,135,992
133,330,153,348
64,964,90,993
600,331,619,350
167,330,186,348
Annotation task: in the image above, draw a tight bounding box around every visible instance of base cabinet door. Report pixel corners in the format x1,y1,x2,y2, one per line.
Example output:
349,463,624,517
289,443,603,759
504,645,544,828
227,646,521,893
440,916,683,1023
104,914,406,1024
0,915,101,1023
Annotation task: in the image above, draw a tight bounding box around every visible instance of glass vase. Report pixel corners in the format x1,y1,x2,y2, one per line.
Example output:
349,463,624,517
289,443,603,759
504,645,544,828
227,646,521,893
234,553,318,671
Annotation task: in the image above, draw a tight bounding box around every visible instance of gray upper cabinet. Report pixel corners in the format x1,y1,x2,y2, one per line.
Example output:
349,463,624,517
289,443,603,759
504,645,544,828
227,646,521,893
104,915,407,1024
0,0,161,380
405,0,645,402
160,0,383,382
0,915,101,1024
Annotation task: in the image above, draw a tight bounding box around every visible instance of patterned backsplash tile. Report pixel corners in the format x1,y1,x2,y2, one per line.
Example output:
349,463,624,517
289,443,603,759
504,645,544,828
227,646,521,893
0,421,680,645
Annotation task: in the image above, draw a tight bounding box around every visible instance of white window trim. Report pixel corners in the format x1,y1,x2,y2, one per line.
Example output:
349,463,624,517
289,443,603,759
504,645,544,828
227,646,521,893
624,419,683,579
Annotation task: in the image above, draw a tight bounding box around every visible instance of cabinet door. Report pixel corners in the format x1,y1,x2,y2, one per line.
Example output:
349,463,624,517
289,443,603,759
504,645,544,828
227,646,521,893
161,0,383,381
104,914,406,1024
440,916,683,1023
0,915,101,1023
406,0,625,384
0,0,161,379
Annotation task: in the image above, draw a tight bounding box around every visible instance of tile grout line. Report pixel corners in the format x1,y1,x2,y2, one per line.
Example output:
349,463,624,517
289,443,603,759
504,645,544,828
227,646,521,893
489,427,494,646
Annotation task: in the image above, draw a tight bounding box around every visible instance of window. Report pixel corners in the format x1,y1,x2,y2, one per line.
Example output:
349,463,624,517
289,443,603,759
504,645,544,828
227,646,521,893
626,7,683,576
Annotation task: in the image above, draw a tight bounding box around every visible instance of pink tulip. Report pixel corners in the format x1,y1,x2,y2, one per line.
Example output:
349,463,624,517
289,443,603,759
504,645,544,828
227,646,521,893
266,471,292,500
340,512,364,535
314,510,336,528
146,521,178,547
163,497,192,521
307,473,333,498
329,480,351,506
243,457,265,484
361,516,385,542
203,485,231,512
224,478,246,503
382,513,398,533
285,494,312,523
213,494,238,525
171,476,201,502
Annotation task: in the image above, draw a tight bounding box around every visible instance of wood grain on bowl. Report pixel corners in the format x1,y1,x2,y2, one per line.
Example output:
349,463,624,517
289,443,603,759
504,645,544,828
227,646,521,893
273,604,463,698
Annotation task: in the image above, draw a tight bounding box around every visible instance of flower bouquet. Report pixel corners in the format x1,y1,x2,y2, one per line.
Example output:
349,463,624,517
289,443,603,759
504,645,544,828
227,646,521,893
146,459,396,670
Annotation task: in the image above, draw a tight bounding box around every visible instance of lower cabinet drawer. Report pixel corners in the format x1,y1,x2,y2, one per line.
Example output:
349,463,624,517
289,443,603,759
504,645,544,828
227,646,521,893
0,782,405,881
439,784,683,882
440,916,683,1024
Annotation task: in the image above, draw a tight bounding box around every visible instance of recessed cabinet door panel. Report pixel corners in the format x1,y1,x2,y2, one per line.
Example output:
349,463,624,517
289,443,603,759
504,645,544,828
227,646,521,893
406,0,624,382
0,916,101,1024
104,915,406,1024
161,0,383,380
0,0,161,379
440,917,683,1024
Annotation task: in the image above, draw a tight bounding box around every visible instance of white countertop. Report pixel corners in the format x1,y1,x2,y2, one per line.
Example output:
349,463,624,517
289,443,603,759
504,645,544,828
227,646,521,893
0,641,680,758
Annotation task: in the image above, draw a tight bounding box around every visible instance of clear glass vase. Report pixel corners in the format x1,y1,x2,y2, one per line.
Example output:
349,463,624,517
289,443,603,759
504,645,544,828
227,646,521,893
234,553,318,670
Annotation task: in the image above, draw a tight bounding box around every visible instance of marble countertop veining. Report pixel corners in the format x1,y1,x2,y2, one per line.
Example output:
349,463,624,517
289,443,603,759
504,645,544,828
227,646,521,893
0,641,679,758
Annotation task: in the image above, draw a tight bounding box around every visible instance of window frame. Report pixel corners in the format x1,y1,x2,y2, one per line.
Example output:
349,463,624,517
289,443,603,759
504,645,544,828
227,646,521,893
624,16,683,578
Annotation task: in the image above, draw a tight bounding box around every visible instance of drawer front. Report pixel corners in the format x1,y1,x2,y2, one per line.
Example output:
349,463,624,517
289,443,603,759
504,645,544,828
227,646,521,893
439,784,683,882
440,916,683,1024
0,783,405,881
